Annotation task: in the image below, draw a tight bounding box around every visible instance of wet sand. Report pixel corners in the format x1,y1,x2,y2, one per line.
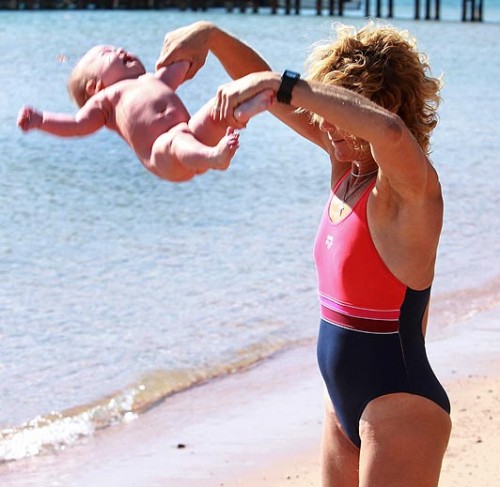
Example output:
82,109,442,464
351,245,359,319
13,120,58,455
0,305,499,487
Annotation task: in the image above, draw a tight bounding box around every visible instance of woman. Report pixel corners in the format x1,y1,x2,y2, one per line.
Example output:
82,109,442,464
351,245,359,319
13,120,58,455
157,21,452,486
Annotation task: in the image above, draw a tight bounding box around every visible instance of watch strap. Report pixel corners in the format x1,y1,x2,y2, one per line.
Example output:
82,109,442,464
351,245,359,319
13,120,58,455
277,69,301,105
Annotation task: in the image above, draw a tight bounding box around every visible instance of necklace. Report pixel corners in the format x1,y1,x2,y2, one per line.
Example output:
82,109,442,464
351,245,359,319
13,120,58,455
339,170,378,217
350,168,379,178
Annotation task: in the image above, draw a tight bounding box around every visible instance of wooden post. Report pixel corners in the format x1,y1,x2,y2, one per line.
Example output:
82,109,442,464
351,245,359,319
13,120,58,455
415,0,420,19
471,0,480,20
316,0,322,15
462,0,482,21
285,0,291,14
435,0,440,20
376,0,381,17
364,0,370,18
270,0,278,14
425,0,431,19
295,0,299,15
387,0,393,18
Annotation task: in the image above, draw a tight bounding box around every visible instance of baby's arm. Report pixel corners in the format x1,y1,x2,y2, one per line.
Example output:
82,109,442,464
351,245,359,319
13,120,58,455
17,98,108,137
156,60,190,91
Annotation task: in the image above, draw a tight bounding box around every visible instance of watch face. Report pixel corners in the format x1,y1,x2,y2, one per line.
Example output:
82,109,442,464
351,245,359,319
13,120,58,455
284,70,300,80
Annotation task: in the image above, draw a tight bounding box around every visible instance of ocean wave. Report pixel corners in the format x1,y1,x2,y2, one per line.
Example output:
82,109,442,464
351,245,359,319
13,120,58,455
0,337,304,463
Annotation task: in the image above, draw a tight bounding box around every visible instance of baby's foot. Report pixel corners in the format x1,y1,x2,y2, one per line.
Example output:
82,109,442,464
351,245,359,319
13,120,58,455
209,127,240,171
234,89,275,125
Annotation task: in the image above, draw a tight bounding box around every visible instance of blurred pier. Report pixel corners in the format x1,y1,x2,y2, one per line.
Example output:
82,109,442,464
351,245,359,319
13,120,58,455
0,0,485,21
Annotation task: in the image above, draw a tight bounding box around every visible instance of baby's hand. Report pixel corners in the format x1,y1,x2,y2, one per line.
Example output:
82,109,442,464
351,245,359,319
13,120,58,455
17,106,42,131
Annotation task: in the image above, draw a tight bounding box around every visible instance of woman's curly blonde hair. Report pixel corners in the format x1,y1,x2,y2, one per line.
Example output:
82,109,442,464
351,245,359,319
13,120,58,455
306,22,442,155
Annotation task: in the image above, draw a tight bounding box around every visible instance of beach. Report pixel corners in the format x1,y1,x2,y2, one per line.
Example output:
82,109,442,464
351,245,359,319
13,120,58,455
2,6,500,486
230,373,500,487
1,301,499,486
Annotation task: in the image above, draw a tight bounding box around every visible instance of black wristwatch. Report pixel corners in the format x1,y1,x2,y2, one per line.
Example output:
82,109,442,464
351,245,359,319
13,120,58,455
276,69,301,105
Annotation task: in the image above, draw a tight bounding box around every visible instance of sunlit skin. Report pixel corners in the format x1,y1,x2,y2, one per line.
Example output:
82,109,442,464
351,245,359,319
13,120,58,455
18,45,273,182
155,21,451,487
318,118,372,166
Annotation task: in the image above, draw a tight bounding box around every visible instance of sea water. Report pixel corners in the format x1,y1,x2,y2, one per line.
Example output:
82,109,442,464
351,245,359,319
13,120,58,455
0,4,499,462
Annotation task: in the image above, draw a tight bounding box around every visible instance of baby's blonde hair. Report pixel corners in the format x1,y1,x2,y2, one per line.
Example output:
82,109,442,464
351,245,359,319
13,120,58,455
306,21,442,155
67,61,93,108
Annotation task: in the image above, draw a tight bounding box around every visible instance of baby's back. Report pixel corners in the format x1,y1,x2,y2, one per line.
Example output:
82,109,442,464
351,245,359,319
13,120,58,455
108,74,191,162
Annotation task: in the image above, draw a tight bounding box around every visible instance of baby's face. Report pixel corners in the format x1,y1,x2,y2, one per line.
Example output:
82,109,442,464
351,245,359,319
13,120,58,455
82,45,146,86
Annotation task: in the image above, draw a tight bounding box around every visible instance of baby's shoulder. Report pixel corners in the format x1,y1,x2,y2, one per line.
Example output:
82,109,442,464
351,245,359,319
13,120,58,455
138,72,158,82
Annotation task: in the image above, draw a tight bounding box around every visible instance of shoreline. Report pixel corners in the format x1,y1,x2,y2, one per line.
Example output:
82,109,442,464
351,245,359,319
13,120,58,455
1,304,499,486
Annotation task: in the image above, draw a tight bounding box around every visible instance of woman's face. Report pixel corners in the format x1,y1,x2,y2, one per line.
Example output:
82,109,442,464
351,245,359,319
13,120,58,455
318,118,358,162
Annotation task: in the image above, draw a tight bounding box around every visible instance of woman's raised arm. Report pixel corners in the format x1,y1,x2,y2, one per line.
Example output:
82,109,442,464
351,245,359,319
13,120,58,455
156,22,326,150
156,21,270,80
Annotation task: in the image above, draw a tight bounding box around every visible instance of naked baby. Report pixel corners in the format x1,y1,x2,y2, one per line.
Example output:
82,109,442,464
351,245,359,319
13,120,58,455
17,45,273,182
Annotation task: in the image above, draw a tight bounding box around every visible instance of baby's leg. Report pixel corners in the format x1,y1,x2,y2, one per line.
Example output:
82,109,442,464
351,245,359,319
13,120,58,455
234,89,274,125
149,123,239,182
187,98,231,147
188,91,273,147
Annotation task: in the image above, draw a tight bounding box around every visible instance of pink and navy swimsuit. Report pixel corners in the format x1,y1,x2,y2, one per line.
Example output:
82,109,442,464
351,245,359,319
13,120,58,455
314,171,450,447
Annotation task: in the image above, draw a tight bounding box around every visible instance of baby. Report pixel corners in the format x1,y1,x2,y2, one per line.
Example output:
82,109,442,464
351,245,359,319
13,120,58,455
17,45,273,182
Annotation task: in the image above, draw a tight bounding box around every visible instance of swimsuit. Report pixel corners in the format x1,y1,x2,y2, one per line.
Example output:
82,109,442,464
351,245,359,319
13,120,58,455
314,171,450,448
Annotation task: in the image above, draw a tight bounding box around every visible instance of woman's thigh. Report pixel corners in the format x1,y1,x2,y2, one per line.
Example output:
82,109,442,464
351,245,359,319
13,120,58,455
358,393,452,487
321,394,360,487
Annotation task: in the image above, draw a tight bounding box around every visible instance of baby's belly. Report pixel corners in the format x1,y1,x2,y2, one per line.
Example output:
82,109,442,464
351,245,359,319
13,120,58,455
120,97,190,160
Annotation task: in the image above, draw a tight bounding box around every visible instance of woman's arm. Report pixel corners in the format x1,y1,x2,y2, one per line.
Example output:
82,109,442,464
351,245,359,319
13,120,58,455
290,78,434,199
156,21,270,80
156,22,326,150
215,70,436,199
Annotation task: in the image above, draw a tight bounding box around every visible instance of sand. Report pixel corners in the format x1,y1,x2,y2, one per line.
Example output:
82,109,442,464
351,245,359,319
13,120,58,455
227,374,500,487
0,305,499,487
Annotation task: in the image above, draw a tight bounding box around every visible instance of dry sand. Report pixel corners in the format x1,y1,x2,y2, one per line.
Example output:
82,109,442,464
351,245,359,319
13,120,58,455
228,373,500,487
0,305,498,487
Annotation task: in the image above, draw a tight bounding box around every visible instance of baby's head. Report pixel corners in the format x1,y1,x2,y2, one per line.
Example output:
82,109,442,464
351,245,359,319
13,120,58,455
68,45,146,107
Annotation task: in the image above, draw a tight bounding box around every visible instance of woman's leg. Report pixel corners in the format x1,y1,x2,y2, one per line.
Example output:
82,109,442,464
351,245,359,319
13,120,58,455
321,394,360,487
358,393,451,487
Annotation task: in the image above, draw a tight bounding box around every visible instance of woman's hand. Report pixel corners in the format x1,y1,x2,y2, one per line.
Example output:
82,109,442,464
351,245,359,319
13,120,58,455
155,21,213,81
211,72,279,128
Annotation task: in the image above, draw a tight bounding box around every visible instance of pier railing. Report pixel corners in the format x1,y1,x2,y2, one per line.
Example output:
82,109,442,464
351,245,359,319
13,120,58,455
0,0,486,22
